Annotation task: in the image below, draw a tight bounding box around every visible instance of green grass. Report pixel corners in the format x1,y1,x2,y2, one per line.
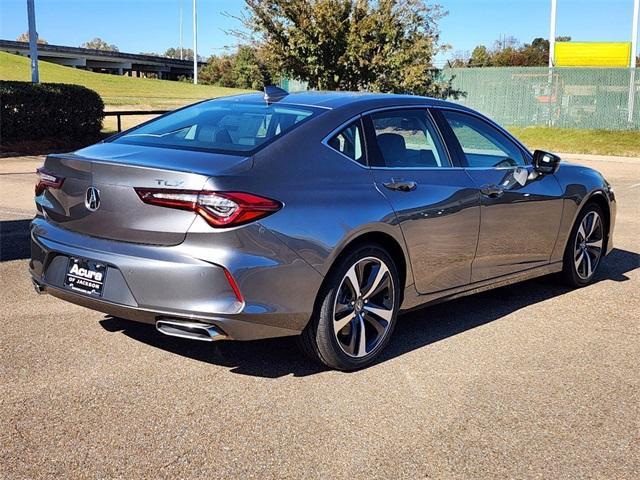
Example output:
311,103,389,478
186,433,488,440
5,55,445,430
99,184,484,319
508,126,640,158
0,51,251,108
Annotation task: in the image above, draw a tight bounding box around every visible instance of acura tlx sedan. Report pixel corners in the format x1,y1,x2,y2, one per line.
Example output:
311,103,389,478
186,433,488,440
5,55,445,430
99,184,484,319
30,88,616,370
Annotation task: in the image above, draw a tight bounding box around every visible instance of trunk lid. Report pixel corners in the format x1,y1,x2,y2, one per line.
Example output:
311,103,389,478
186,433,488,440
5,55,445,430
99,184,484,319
37,142,252,246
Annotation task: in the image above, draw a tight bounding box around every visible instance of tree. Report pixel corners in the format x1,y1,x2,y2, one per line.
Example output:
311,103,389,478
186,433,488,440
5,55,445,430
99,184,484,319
448,50,470,68
81,38,119,52
469,45,491,67
232,45,272,89
199,45,271,90
17,32,47,44
493,36,520,52
162,47,195,60
199,54,236,87
517,38,549,66
235,0,459,98
490,37,521,66
451,36,573,67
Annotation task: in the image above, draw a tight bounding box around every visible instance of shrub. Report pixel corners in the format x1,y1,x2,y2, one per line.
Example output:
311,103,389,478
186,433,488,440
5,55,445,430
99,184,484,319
0,81,104,143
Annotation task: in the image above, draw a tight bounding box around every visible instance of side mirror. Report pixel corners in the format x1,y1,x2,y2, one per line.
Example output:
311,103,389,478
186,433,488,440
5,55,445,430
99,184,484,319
532,150,561,174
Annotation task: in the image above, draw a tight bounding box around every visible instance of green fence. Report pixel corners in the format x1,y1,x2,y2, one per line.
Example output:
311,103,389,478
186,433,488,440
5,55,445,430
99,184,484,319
281,67,640,130
279,78,309,93
441,67,639,131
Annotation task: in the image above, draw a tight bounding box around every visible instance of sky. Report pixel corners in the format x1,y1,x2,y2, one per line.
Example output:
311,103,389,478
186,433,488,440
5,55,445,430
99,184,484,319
1,0,638,66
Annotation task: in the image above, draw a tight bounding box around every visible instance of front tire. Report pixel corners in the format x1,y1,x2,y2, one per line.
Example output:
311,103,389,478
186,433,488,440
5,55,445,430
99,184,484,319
299,245,400,371
562,202,605,287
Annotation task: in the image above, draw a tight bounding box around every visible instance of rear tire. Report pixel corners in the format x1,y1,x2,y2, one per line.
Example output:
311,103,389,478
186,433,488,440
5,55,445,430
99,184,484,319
299,245,400,371
562,202,605,288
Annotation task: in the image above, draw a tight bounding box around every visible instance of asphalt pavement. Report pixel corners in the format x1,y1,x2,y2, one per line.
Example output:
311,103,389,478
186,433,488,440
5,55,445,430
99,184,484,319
1,155,638,479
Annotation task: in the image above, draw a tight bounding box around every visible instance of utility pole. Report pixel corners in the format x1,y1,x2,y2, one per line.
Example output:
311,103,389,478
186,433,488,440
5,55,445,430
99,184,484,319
26,0,39,83
628,0,639,122
193,0,198,84
179,0,183,60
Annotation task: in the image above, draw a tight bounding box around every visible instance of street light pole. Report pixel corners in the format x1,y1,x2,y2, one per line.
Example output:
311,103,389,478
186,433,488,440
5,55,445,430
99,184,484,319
632,0,639,69
26,0,39,83
179,0,184,60
628,0,639,122
546,0,558,126
193,0,198,84
549,0,557,67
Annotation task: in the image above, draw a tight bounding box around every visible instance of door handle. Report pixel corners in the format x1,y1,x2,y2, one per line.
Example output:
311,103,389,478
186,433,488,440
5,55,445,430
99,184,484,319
382,179,417,192
480,184,504,198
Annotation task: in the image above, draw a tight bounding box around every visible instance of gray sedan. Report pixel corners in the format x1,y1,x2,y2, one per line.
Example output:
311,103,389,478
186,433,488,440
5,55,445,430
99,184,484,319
30,89,616,370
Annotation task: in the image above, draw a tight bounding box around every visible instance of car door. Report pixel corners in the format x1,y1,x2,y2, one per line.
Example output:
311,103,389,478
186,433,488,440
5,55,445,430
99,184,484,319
432,108,564,282
364,108,480,294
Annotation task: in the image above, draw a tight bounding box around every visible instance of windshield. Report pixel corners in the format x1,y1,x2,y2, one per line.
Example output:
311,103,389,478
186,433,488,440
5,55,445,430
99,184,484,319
111,100,321,154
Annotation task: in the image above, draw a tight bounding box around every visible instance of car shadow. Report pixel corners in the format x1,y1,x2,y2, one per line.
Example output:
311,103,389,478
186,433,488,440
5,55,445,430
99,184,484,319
99,247,639,378
0,219,31,261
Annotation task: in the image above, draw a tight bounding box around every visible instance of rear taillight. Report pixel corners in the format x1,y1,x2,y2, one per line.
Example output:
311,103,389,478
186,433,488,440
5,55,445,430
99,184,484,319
35,167,65,195
134,189,282,228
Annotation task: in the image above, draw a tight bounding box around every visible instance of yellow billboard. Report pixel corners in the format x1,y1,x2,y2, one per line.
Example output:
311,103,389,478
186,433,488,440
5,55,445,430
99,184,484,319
554,42,632,67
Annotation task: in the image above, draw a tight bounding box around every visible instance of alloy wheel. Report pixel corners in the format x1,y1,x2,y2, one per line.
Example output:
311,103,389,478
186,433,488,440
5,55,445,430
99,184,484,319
332,256,395,358
574,210,604,280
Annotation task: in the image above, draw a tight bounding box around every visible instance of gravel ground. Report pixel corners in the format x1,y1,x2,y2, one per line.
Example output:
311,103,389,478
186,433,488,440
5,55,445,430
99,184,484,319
1,155,638,479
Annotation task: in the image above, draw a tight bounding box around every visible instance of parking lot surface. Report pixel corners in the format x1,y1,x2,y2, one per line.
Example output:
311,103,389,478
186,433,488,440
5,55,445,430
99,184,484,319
1,155,638,479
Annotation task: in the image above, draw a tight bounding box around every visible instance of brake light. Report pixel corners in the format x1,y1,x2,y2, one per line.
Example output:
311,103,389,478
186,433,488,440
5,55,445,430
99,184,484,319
35,167,65,195
134,189,282,228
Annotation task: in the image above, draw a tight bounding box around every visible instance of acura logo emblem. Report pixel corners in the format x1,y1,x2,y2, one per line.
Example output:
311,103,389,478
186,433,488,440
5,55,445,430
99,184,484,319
85,186,100,211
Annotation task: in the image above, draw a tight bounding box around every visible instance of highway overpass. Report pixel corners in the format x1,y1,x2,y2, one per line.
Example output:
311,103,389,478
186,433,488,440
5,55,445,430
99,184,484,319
0,40,204,80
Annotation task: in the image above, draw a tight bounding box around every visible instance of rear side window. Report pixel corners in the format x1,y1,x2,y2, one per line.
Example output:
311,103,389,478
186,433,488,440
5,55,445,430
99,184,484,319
370,110,449,168
327,120,365,164
112,100,321,154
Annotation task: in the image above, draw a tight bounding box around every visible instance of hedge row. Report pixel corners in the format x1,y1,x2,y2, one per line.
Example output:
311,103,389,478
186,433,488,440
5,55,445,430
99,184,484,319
0,81,104,142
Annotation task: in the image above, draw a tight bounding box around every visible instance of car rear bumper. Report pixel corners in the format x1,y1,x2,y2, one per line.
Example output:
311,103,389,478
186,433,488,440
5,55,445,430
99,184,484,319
29,217,323,341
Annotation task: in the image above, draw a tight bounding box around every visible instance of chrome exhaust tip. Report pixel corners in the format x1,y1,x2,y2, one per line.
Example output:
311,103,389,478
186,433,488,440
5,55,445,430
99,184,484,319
155,319,227,342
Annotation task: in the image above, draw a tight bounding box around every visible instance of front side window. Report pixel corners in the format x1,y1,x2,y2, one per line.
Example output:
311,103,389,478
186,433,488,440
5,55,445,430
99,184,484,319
441,110,526,168
112,100,321,154
327,120,364,164
370,110,449,168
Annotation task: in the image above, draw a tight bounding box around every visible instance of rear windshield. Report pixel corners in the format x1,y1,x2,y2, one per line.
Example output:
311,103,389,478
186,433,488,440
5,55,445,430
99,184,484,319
111,100,321,154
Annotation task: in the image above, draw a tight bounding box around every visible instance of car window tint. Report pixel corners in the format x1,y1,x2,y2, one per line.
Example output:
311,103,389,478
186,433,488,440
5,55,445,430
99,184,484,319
441,110,525,168
112,100,321,154
370,110,449,168
327,121,364,164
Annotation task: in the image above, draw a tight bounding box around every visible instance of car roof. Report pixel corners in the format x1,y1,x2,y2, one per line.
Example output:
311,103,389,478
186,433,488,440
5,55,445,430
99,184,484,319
221,90,470,112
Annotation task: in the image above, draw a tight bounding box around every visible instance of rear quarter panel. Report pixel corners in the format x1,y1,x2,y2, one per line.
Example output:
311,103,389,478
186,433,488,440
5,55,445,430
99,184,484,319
223,108,412,287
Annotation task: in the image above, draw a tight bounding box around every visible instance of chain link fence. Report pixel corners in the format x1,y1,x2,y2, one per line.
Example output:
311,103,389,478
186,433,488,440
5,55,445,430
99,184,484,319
441,67,639,130
279,78,309,93
281,67,640,130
